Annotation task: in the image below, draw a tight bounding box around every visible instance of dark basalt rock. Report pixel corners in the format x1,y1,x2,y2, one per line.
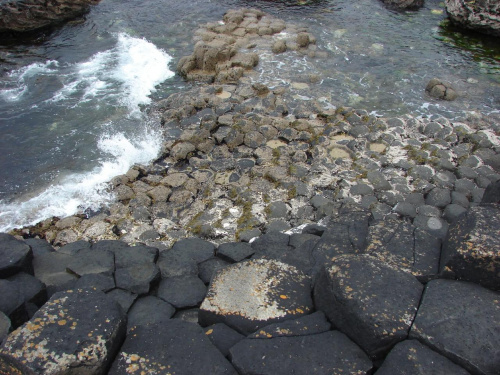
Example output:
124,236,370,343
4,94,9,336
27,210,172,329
66,248,114,277
425,78,458,101
481,180,500,204
410,279,500,375
0,280,28,328
32,251,77,297
229,330,373,375
366,219,442,282
198,257,231,284
115,263,160,295
74,273,115,292
0,0,101,34
199,259,312,335
0,234,33,278
106,288,138,313
204,323,245,357
314,254,423,359
375,339,471,374
247,311,331,339
446,0,500,37
109,320,236,374
217,242,255,263
7,272,47,308
379,0,424,9
0,289,126,375
157,275,207,309
0,312,10,345
127,296,175,331
441,204,500,291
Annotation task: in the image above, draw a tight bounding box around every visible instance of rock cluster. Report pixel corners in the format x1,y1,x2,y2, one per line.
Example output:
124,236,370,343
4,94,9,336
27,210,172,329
1,199,499,373
1,8,499,373
446,0,500,37
426,78,458,101
0,0,100,34
380,0,424,10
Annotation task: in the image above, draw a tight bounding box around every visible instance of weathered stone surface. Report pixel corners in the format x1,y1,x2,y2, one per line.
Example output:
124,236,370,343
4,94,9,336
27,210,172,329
0,289,126,375
198,257,230,284
217,242,255,262
74,273,115,292
0,0,100,33
115,263,160,295
32,252,78,297
446,0,500,37
23,238,54,256
481,180,500,204
204,323,245,357
7,272,47,308
230,330,372,375
110,243,158,268
66,248,114,277
366,219,441,281
109,320,236,374
0,234,33,278
199,259,312,334
157,237,215,278
157,275,207,309
0,280,28,328
375,339,471,374
0,312,10,345
127,296,175,331
425,78,458,100
441,205,500,291
314,255,423,359
248,311,331,339
106,288,137,313
410,279,500,375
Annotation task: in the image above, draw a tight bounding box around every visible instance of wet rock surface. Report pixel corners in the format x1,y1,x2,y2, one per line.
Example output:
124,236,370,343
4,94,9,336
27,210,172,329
446,0,500,37
1,7,499,375
0,0,100,34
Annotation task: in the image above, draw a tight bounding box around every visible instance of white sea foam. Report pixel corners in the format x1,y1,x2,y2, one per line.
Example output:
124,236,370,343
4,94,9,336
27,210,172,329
0,60,59,101
0,125,163,232
50,33,174,114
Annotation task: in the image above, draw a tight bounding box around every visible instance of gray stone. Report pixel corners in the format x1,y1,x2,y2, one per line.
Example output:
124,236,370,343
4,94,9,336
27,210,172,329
367,170,392,191
230,330,372,375
314,255,423,359
204,323,245,357
452,191,470,208
375,339,471,375
272,40,287,54
446,0,500,37
74,273,115,292
198,257,230,284
7,272,47,308
413,215,449,239
441,205,500,291
0,280,27,328
127,296,175,331
217,242,255,263
199,259,312,334
0,289,126,375
158,275,207,309
115,263,160,295
443,203,468,223
410,279,500,375
454,178,476,196
57,240,90,255
409,165,434,181
394,202,417,218
66,248,114,277
173,308,200,324
23,238,54,257
350,183,374,196
0,312,10,345
33,252,77,297
426,187,452,208
106,288,137,313
0,234,33,278
109,320,236,374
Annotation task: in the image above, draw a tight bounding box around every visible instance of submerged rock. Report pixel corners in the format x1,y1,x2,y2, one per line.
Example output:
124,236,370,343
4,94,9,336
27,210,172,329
380,0,424,10
425,78,458,101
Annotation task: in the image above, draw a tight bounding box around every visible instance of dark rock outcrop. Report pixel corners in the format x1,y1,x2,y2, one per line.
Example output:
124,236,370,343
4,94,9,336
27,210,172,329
0,289,126,374
441,204,500,291
229,330,373,375
0,0,101,34
199,259,312,334
446,0,500,37
314,255,424,359
410,279,500,375
426,78,458,101
0,234,33,278
109,320,236,374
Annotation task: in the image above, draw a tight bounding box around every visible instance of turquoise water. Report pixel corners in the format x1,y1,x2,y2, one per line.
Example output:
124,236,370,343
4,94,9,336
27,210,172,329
0,0,498,231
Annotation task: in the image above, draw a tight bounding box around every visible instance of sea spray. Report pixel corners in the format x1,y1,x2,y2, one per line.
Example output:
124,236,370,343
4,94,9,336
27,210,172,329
0,33,173,232
0,124,163,232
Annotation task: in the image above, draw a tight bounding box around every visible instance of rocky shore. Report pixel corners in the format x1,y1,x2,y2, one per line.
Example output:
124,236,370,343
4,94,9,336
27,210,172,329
0,7,499,375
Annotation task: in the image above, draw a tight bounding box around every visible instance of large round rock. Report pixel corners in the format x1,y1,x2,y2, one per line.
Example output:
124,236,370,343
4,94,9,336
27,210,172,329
441,205,500,291
199,259,312,334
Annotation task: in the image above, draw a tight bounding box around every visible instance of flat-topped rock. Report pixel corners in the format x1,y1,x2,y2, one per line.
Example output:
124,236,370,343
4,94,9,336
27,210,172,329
0,289,126,375
441,204,500,291
230,330,373,375
109,320,236,374
204,323,245,357
314,254,423,359
375,339,471,374
0,234,33,278
410,279,500,375
199,259,312,334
